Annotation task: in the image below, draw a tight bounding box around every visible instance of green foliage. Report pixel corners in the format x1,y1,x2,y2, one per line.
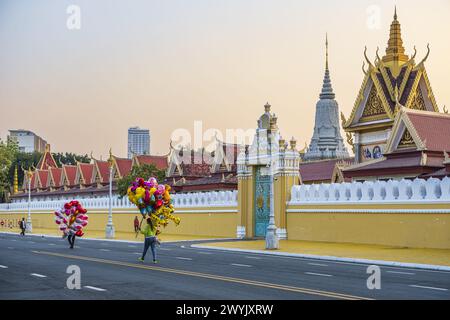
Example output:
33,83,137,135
0,138,19,202
116,164,166,198
52,152,90,166
8,151,42,188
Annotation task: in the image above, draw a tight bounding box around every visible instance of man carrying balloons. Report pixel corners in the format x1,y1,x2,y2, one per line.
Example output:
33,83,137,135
127,176,180,262
54,200,89,249
138,217,158,263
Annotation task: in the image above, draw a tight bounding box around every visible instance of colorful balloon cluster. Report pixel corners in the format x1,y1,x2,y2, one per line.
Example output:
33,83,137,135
54,200,89,237
127,177,180,228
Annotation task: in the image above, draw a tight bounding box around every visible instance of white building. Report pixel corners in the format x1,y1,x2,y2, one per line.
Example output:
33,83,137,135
127,127,150,159
8,130,47,153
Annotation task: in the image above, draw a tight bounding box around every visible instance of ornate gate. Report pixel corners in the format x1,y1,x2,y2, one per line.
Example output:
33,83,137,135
254,166,270,237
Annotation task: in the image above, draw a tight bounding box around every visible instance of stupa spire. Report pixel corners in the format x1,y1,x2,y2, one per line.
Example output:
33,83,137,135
320,33,335,100
382,7,409,64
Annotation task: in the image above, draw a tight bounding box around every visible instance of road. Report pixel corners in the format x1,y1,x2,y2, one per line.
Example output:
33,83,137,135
0,232,449,300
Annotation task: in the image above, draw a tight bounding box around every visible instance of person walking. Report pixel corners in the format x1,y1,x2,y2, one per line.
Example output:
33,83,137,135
67,231,76,249
134,216,140,233
19,218,26,236
138,217,158,263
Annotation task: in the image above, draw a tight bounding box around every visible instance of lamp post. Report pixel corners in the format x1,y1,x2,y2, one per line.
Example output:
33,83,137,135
265,159,279,250
105,148,115,238
25,168,33,233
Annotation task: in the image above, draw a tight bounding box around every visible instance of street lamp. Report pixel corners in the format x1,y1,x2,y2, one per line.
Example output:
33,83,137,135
265,159,279,250
25,167,34,233
105,148,115,239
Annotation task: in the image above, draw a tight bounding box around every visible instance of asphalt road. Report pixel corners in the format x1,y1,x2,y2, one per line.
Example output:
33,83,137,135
0,232,449,300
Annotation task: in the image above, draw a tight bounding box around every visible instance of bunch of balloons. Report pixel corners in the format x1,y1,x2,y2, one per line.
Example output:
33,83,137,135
54,200,89,237
127,177,180,228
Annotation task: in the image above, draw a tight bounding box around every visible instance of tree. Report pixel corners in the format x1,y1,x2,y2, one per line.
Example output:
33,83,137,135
116,164,166,198
8,151,42,189
52,152,90,166
0,138,19,202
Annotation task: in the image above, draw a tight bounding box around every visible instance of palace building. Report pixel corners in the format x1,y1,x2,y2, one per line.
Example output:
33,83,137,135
342,9,441,164
342,9,449,181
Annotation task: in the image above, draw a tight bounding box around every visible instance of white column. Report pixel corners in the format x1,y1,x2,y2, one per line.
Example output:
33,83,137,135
265,160,279,250
105,164,115,238
26,177,32,233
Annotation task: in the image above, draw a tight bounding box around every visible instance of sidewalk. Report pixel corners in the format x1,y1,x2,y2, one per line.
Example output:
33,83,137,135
0,227,229,243
195,240,450,269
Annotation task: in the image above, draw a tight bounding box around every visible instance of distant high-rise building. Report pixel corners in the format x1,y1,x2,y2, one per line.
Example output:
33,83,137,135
8,130,47,153
127,127,150,159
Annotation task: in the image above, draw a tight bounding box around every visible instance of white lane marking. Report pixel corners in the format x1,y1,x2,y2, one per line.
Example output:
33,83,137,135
180,245,186,248
128,245,136,248
11,239,17,242
84,286,107,292
30,273,47,278
7,247,13,249
245,256,261,260
48,243,56,246
159,248,171,251
197,252,212,255
27,241,36,244
99,249,110,252
308,262,329,267
409,285,448,291
386,270,415,275
231,263,252,267
176,257,193,261
305,272,333,277
0,265,8,269
132,252,141,255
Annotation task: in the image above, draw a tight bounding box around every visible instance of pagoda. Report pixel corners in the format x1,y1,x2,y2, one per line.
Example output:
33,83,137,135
342,8,439,164
304,35,349,161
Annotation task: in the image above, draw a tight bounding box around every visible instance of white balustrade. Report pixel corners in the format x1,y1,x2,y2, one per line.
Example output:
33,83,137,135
289,178,450,204
0,190,238,211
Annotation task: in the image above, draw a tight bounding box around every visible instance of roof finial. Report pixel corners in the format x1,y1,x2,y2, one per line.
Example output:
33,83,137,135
325,33,329,70
394,6,397,20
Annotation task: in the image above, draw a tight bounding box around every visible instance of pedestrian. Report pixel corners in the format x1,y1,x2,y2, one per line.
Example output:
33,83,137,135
67,231,77,249
134,216,140,233
19,218,26,236
138,217,158,263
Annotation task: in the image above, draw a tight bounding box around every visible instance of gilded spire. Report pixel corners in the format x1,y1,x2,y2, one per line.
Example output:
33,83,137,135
382,7,409,64
13,165,18,194
320,33,335,100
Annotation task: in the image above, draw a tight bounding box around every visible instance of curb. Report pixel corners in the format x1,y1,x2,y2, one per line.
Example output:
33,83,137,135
0,231,235,245
191,244,450,272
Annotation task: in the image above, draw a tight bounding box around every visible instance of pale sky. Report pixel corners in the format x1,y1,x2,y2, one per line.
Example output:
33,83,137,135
1,0,449,158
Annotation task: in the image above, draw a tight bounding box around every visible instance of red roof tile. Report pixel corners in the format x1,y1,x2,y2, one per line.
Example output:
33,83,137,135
79,163,95,184
300,159,351,182
37,150,58,170
135,155,168,170
49,167,62,187
63,165,77,186
95,160,110,183
37,170,49,188
114,157,132,177
406,111,450,152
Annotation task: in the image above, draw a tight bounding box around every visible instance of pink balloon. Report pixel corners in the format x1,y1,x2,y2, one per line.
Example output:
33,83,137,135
55,220,61,225
81,221,88,227
59,226,66,231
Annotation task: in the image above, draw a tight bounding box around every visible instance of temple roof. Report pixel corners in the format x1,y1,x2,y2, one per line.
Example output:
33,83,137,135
344,8,439,131
299,158,353,183
113,157,132,178
78,163,95,184
37,144,58,170
133,154,168,170
49,167,62,188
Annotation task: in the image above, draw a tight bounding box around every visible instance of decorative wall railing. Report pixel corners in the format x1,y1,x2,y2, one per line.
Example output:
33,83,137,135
0,190,238,211
289,177,450,204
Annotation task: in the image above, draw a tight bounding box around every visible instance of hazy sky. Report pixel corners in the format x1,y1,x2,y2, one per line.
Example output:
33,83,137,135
1,0,449,158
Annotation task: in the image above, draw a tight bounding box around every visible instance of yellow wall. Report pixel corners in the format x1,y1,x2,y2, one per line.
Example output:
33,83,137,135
0,207,238,238
287,204,450,249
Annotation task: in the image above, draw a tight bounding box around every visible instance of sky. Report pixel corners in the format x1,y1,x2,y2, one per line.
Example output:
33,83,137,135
1,0,449,158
